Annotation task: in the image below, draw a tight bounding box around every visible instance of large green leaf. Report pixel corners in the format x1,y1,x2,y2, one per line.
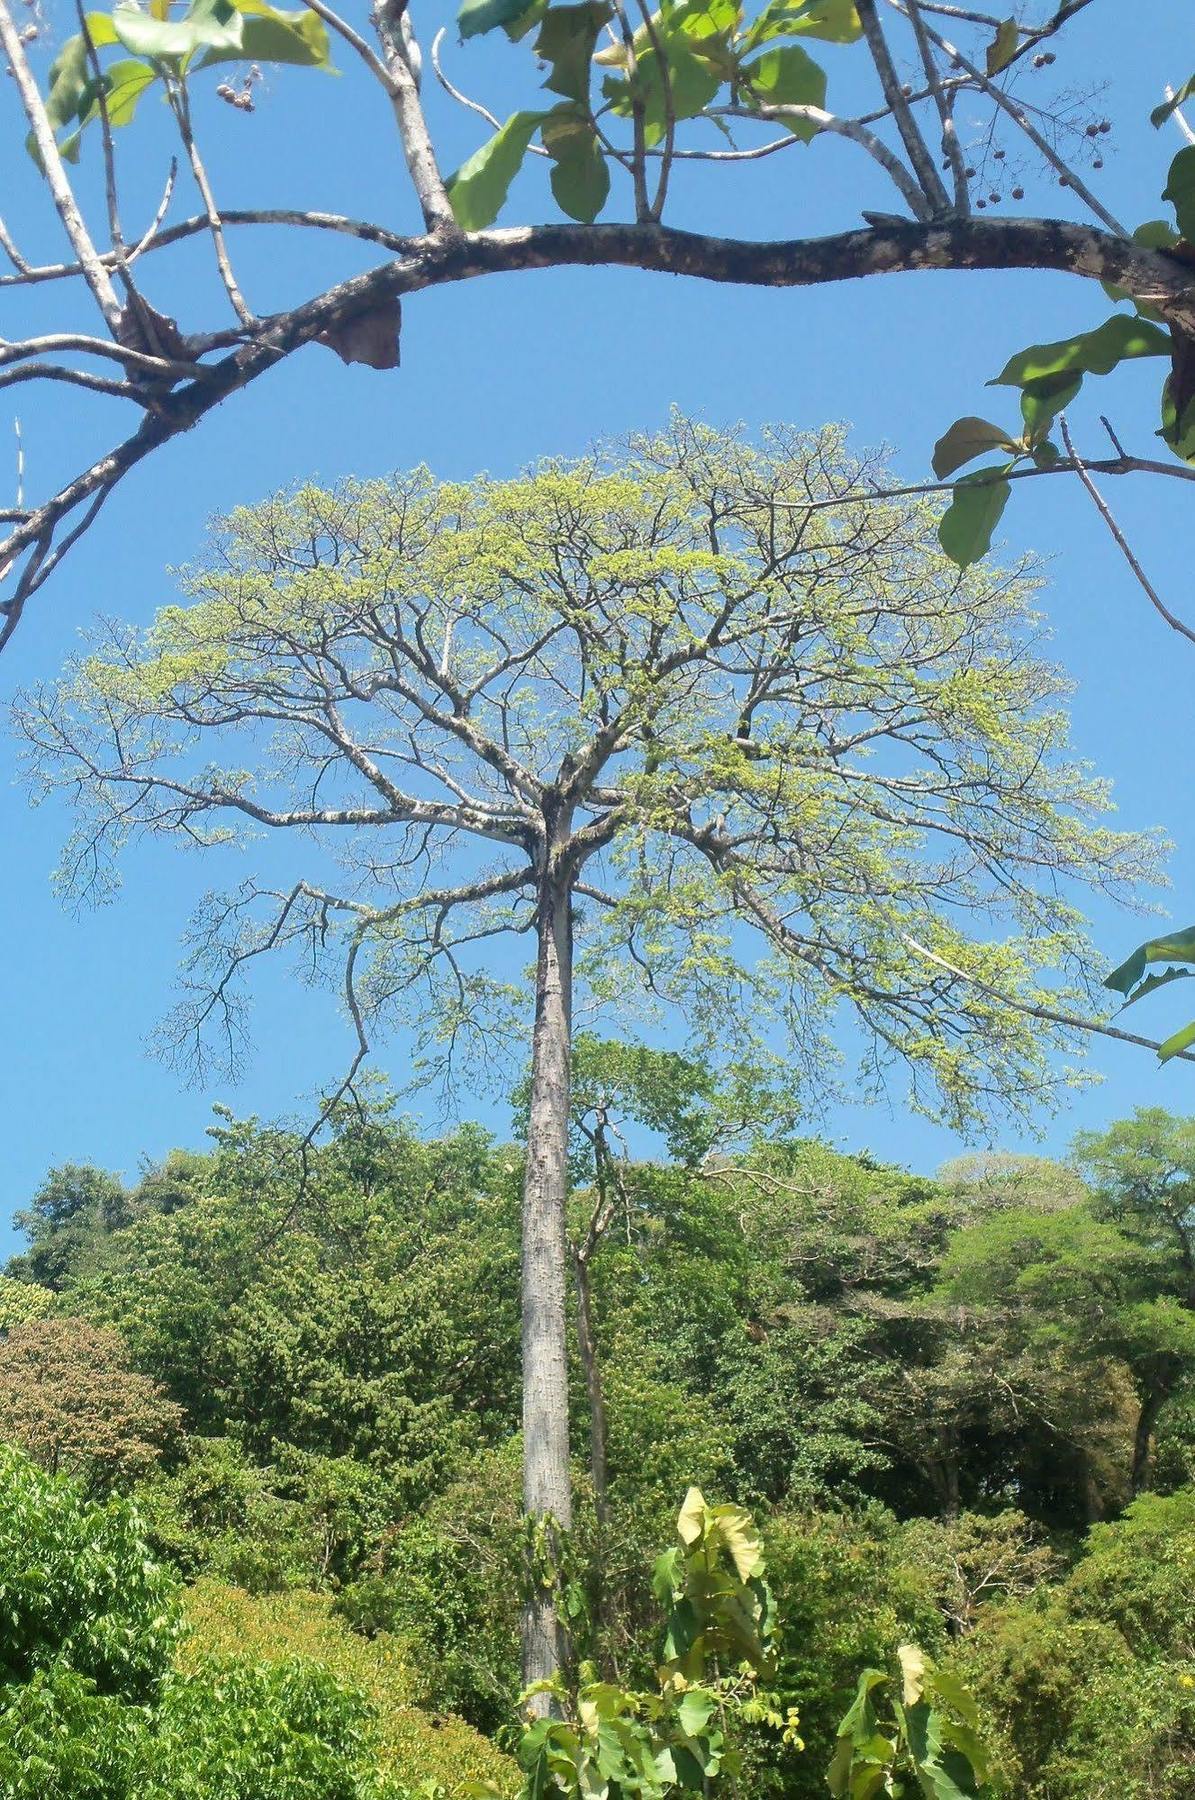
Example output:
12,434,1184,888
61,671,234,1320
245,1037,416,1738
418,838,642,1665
85,58,159,126
447,110,547,228
986,17,1017,74
542,108,610,222
740,42,826,137
1105,925,1195,997
458,0,537,38
535,1,611,102
1159,1020,1195,1064
1019,372,1081,437
992,314,1172,389
744,0,862,47
938,469,1012,566
932,417,1019,479
197,0,333,69
1164,145,1195,241
602,33,725,146
111,0,243,59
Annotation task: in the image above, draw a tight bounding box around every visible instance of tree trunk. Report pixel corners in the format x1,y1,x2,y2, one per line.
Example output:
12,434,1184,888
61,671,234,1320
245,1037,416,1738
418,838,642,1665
573,1247,610,1528
1131,1387,1166,1494
521,867,575,1699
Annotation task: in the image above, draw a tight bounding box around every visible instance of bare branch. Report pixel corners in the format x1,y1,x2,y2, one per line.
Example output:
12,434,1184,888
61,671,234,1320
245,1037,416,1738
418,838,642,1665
857,0,952,216
1059,414,1195,647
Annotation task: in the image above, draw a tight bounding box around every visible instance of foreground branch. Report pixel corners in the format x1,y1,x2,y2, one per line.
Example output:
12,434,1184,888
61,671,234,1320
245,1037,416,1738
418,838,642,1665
2,212,1191,648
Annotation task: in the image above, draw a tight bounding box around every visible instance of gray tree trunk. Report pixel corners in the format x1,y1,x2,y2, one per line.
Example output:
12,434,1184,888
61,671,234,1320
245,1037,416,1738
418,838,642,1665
521,866,575,1699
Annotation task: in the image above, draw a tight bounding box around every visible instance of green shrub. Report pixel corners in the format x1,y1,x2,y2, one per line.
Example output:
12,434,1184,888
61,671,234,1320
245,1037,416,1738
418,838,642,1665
0,1442,182,1700
182,1580,515,1795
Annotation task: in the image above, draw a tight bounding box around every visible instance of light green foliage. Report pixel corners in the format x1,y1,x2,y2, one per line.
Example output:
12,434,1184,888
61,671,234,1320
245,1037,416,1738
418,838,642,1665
18,419,1157,1141
828,1647,991,1799
956,1492,1195,1798
0,1273,53,1327
0,1443,182,1700
182,1581,513,1793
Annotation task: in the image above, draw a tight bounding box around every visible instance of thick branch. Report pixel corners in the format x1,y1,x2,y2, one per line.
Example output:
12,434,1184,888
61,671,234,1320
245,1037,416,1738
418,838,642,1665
3,213,1192,647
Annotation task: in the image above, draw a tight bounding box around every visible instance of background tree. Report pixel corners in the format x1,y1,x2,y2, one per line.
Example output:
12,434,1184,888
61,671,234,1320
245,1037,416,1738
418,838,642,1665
3,1,1195,633
15,418,1156,1685
0,1316,183,1491
8,1163,133,1291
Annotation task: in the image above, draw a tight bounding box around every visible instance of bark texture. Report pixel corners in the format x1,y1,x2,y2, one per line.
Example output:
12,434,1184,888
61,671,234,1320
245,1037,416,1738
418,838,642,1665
520,865,575,1697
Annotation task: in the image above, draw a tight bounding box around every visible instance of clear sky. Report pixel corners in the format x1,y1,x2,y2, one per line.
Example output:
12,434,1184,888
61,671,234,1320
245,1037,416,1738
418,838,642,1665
0,1,1191,1252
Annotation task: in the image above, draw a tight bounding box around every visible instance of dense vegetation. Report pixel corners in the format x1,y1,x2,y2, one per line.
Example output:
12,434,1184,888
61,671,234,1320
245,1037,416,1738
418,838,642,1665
4,1094,1195,1795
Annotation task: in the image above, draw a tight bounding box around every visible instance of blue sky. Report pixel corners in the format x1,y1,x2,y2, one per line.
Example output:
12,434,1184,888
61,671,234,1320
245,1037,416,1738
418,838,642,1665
0,1,1191,1250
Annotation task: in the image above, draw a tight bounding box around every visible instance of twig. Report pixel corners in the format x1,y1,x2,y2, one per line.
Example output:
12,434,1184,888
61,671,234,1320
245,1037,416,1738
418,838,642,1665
609,0,651,222
1059,414,1195,647
430,27,549,156
167,81,255,327
0,0,123,332
896,2,1129,237
857,0,951,216
906,0,969,214
717,103,932,217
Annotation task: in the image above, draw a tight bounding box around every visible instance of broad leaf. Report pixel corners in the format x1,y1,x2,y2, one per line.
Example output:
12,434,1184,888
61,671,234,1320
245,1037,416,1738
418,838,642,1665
1116,966,1195,1013
1165,145,1195,244
535,1,611,103
1153,76,1195,129
542,108,610,222
111,0,243,59
740,43,826,137
1019,373,1081,436
677,1486,706,1546
986,18,1017,75
938,469,1012,567
932,417,1019,479
1159,1020,1195,1064
446,110,547,229
197,0,333,70
458,0,536,38
1104,924,1195,998
744,0,862,47
992,314,1171,389
86,59,159,127
603,34,725,146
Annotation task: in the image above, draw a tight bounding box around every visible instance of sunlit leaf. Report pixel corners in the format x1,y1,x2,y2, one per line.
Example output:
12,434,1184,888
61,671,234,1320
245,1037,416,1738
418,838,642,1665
446,110,547,229
992,314,1171,389
744,0,861,48
534,1,611,103
542,107,610,221
1104,924,1195,997
740,42,826,137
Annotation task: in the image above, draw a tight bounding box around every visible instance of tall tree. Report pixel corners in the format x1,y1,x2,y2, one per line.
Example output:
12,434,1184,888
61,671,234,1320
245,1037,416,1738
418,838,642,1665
2,1,1195,632
15,418,1153,1684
